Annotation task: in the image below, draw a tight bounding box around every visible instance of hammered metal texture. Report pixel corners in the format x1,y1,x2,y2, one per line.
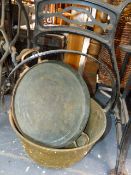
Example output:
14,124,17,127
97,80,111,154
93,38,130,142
9,99,106,168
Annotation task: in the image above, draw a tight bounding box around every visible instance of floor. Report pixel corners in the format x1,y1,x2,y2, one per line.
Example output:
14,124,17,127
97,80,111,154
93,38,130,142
0,96,131,175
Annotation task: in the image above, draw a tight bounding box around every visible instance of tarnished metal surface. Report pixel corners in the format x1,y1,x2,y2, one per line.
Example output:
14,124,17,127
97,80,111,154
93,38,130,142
9,99,106,168
1,0,130,174
114,40,131,175
33,1,131,173
33,0,131,110
12,61,90,148
8,50,115,113
0,0,31,94
0,0,10,89
34,0,126,111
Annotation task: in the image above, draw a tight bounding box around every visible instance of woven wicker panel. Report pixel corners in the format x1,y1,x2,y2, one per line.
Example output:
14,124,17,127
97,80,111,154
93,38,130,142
99,1,131,88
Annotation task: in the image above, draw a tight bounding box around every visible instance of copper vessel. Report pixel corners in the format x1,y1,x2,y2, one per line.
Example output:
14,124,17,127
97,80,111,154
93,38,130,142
11,61,90,148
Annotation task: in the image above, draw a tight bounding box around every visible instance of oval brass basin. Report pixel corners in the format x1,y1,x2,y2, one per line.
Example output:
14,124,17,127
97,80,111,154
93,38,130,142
9,99,106,168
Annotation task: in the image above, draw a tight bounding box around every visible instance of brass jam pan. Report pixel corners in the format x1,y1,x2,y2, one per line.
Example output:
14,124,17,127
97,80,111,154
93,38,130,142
11,61,90,148
9,99,106,168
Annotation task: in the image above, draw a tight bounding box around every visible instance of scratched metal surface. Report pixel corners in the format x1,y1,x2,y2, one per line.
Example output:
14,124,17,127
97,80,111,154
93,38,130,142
13,62,90,148
0,95,131,175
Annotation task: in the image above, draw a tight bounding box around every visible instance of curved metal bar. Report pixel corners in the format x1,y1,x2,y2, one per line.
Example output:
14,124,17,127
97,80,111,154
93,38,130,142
0,0,10,89
119,0,131,13
109,1,131,109
115,119,131,174
9,2,22,49
36,0,120,16
34,28,109,46
0,0,31,92
108,46,120,110
38,6,111,31
16,0,31,48
0,0,10,64
34,30,120,110
10,0,31,48
34,0,123,111
7,49,115,112
17,0,31,48
0,30,10,64
35,0,121,45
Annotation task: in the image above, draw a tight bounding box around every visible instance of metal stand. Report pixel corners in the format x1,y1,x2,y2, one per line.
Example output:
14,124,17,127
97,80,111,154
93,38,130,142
17,1,131,174
111,45,131,175
1,0,131,174
0,0,31,93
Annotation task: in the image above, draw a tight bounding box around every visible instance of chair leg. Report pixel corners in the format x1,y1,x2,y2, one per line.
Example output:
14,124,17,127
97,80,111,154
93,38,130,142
109,120,131,175
116,120,131,175
122,74,131,99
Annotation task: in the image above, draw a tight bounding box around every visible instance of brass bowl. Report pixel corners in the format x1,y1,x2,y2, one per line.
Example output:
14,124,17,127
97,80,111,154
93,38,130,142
9,99,106,168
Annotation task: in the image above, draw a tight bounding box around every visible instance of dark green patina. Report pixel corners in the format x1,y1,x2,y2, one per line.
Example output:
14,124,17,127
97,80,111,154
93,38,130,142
13,61,90,148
